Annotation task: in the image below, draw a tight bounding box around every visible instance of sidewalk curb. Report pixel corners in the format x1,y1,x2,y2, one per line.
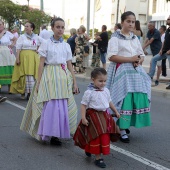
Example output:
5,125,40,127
75,75,170,98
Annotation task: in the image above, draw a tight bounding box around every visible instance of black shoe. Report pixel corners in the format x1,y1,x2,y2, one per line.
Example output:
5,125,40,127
120,136,130,143
26,93,30,100
0,96,7,103
50,137,62,146
85,152,91,157
155,80,159,86
166,85,170,89
125,129,130,134
95,159,106,168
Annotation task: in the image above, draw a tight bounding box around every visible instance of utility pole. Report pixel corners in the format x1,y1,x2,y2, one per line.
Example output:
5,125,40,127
27,0,30,7
40,0,44,11
116,0,120,23
87,0,90,36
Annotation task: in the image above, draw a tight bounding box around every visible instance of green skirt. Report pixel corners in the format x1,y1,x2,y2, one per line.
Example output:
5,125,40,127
0,66,14,85
117,92,151,129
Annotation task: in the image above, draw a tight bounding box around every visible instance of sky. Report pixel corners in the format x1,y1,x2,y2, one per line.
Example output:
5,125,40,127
12,0,63,16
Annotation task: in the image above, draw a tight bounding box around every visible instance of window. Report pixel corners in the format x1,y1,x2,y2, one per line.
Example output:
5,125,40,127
152,0,157,13
111,14,115,24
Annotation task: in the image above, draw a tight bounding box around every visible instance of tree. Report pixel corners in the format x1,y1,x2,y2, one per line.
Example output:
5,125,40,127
0,0,51,33
0,0,24,29
22,7,51,33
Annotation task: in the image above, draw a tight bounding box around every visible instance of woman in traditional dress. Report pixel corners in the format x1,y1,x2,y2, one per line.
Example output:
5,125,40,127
10,22,44,100
20,17,79,145
75,25,90,73
0,20,16,92
106,11,151,143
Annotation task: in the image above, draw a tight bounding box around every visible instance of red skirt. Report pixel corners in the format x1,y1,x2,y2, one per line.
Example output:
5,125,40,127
73,109,120,155
85,133,110,155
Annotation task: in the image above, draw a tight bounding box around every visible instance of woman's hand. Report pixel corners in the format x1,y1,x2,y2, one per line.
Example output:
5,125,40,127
36,83,39,93
73,83,79,94
131,55,141,62
115,111,120,119
82,118,89,126
16,57,20,65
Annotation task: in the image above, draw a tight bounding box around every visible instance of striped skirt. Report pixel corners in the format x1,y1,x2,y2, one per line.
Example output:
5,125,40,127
73,109,120,152
0,46,15,85
20,64,78,140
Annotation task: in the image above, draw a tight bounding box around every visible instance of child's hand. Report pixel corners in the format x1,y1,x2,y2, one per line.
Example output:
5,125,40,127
82,118,89,126
115,112,120,119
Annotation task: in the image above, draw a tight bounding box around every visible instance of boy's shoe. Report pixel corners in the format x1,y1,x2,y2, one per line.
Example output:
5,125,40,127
95,159,106,168
85,152,91,157
125,129,130,134
0,96,7,103
155,80,159,86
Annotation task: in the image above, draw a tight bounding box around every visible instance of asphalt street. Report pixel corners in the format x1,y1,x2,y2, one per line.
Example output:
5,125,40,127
0,78,170,170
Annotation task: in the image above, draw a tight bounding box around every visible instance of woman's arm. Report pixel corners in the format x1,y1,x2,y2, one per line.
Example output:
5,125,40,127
109,55,140,63
81,104,89,126
16,49,21,65
67,60,79,94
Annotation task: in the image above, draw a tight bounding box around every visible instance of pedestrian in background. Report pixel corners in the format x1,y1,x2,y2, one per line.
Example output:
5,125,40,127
148,15,170,89
107,11,151,143
114,23,122,32
0,20,16,93
159,25,167,77
91,32,100,68
10,22,44,100
154,25,167,85
39,24,51,40
11,27,19,56
143,21,162,86
74,68,120,168
67,28,77,73
20,17,79,145
98,25,108,70
75,25,90,73
134,20,143,40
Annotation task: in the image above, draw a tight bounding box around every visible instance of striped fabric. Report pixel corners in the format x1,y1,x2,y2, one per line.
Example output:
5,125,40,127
111,30,136,40
36,65,70,103
0,66,14,85
106,62,151,113
20,65,77,140
25,75,35,93
73,109,120,149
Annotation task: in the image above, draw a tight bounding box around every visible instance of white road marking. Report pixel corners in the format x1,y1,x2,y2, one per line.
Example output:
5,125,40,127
6,100,25,111
5,100,170,170
110,145,170,170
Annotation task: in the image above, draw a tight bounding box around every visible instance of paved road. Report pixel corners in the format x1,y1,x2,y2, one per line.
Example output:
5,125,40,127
0,79,170,170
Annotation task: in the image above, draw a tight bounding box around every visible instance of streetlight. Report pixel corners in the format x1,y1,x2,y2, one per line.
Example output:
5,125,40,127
27,0,30,7
40,0,44,11
116,0,120,23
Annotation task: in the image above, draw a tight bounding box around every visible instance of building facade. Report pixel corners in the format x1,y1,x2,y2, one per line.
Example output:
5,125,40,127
151,0,170,28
